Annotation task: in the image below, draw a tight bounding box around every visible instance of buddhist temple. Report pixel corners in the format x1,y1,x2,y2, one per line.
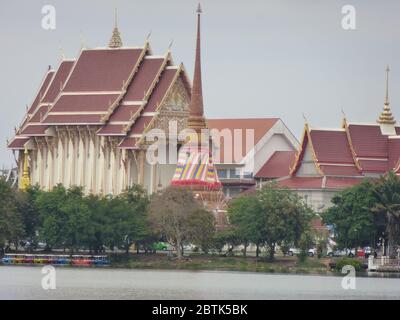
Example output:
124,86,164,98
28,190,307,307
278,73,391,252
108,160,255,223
7,6,298,198
277,66,400,212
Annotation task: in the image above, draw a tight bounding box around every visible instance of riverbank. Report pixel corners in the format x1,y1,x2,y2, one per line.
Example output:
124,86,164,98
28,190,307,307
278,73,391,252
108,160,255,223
109,253,332,275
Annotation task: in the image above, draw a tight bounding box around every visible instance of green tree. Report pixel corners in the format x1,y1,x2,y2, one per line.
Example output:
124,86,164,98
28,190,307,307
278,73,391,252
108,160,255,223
85,195,110,253
323,179,381,250
148,186,215,259
35,184,69,250
187,208,216,253
0,178,24,252
15,185,42,249
371,172,400,258
227,183,313,261
35,185,90,252
60,187,91,253
258,183,313,260
228,191,263,257
119,185,149,254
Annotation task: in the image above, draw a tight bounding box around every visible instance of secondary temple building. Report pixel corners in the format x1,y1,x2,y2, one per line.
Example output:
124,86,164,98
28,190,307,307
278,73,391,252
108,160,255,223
277,66,400,212
7,8,298,197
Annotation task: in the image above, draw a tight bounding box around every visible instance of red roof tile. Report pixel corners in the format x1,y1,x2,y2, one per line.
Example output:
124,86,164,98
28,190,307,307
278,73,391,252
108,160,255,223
63,48,143,92
123,57,164,101
20,125,49,136
277,177,323,189
97,124,126,136
8,137,30,149
255,151,296,178
310,130,354,164
358,159,389,173
130,116,154,135
27,70,55,114
118,137,139,149
50,94,119,113
43,114,102,124
278,176,362,190
103,104,141,122
29,105,49,123
42,60,74,103
347,124,388,158
319,165,361,176
144,69,179,113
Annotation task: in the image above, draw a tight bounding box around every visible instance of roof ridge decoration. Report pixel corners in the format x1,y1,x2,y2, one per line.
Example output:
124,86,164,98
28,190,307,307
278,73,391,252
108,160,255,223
289,121,323,176
17,69,56,135
342,117,363,172
136,64,186,146
122,50,172,135
109,9,123,48
378,66,396,125
32,60,77,127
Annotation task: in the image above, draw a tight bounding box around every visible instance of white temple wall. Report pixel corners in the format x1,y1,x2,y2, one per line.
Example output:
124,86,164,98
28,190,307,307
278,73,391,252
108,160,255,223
296,143,319,176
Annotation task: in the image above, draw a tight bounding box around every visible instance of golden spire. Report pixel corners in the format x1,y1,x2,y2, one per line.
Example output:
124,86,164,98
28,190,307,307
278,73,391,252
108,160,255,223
378,66,396,125
109,8,123,48
20,148,31,190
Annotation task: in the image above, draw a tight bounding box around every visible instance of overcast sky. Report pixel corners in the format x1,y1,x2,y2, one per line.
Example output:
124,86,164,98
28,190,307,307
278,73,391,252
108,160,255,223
1,0,399,167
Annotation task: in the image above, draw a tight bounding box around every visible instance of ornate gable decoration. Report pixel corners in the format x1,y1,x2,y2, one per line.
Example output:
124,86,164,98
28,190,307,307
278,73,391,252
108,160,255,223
162,77,190,113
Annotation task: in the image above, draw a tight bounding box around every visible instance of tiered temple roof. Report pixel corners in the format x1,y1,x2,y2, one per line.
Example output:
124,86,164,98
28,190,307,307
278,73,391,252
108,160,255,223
8,43,191,151
278,66,400,191
278,121,400,190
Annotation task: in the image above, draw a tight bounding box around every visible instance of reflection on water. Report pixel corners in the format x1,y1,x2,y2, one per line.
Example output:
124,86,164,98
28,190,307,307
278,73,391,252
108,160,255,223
1,266,400,300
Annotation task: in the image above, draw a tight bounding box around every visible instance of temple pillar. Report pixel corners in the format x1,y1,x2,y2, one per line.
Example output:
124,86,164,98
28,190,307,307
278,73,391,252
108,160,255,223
138,149,145,185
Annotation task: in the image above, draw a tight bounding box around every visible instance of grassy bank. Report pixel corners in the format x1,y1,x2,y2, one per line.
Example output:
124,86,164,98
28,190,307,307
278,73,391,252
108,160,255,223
110,253,331,274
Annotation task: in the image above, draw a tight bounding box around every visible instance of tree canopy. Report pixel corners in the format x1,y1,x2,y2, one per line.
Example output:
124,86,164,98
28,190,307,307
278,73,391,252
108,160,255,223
148,186,215,259
323,179,383,249
228,183,314,260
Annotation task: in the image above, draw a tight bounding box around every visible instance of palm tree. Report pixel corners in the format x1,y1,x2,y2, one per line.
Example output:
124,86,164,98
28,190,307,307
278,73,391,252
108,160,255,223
372,172,400,258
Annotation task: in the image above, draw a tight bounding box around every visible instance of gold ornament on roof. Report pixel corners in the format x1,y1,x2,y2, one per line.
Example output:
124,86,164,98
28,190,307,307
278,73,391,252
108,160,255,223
109,9,123,48
378,66,396,125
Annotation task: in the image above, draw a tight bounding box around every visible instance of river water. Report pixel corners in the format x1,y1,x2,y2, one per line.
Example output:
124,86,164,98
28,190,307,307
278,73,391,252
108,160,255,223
1,266,400,300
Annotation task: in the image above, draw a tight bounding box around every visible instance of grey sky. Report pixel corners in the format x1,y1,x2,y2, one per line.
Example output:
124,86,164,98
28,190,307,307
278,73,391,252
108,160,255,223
1,0,399,167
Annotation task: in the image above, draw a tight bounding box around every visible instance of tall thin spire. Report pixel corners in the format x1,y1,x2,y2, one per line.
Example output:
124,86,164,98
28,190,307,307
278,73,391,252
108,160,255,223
385,65,390,105
109,8,123,48
378,65,396,125
188,3,206,132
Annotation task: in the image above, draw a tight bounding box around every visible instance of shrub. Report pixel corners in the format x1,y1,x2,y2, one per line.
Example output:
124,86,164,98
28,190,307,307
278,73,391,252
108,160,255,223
335,258,363,272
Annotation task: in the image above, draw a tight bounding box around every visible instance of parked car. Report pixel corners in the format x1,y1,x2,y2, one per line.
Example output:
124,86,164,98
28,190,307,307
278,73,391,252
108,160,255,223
327,248,355,257
151,242,168,251
308,248,317,257
288,248,316,257
19,240,47,251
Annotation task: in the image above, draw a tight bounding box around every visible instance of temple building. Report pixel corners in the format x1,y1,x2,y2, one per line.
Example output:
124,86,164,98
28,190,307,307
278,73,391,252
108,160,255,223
7,7,298,196
277,66,400,212
208,118,298,197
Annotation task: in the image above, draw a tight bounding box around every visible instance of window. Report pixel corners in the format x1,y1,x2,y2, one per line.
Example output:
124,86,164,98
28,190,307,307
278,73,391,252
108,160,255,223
243,172,253,179
218,169,227,179
229,169,240,179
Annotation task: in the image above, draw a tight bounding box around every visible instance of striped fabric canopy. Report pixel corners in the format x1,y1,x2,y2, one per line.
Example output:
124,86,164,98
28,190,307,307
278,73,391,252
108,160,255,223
171,142,222,189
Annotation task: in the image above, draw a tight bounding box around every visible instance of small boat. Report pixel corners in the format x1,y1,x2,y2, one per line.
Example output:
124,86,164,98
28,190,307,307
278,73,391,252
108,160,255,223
1,254,109,267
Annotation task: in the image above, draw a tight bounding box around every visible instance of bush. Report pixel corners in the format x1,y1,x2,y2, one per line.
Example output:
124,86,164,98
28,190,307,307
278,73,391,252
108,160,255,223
335,258,363,272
